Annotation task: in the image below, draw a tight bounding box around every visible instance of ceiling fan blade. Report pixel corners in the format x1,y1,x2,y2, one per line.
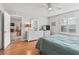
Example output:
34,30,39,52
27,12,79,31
40,3,62,12
51,6,62,10
55,7,62,10
41,3,48,7
41,3,52,8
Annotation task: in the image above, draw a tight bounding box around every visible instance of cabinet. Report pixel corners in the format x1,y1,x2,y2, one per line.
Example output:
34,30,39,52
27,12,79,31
24,31,43,41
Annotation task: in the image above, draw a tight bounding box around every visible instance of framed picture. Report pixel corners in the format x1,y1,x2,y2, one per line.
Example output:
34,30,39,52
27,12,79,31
51,22,56,26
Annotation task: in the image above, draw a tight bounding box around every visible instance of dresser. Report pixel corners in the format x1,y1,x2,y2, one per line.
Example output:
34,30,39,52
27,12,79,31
24,31,43,41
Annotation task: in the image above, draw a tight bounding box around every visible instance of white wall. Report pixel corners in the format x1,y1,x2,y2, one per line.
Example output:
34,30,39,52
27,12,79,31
0,4,3,11
22,16,48,39
49,9,79,35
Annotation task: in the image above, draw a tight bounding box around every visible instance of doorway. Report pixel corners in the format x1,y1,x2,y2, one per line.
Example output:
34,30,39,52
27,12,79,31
10,16,22,42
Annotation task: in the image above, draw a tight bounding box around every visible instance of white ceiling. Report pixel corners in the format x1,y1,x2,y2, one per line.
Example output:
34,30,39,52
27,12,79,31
2,3,79,17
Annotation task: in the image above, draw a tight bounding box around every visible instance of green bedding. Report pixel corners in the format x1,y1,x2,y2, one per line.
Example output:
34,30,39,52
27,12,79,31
36,34,79,55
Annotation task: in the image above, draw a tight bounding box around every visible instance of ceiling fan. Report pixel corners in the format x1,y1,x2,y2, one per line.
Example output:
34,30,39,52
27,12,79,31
41,3,62,11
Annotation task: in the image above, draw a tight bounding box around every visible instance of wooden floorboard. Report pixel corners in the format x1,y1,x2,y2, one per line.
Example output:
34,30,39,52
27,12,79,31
0,40,39,55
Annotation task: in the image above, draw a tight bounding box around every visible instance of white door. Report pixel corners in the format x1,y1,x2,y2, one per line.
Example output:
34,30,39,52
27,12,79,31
4,12,10,49
0,11,2,49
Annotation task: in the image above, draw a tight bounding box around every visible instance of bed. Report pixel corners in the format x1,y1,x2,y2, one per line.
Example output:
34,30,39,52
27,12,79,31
36,34,79,55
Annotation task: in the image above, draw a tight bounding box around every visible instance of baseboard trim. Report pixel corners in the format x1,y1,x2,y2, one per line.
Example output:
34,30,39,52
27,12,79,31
28,39,37,42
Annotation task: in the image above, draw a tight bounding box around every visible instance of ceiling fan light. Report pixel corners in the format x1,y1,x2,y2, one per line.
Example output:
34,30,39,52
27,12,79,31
48,7,52,10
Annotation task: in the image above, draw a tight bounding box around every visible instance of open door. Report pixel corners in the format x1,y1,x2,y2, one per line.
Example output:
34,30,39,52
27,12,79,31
0,11,10,49
3,12,10,49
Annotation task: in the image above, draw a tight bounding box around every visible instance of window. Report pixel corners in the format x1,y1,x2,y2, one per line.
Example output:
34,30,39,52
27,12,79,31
61,18,67,25
68,17,76,25
61,18,67,32
61,17,76,33
68,25,76,33
68,17,76,33
61,26,67,32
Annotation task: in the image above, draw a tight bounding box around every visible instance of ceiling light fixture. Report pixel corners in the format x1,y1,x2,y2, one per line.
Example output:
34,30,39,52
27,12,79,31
48,7,52,10
47,3,52,11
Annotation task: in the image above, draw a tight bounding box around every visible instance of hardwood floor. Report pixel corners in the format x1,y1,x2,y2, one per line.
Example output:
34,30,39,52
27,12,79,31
0,40,39,55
